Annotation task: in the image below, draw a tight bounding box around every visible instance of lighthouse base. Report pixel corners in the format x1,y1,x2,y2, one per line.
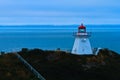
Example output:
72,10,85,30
72,37,93,55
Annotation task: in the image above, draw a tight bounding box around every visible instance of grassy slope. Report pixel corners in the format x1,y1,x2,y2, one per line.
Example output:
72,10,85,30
0,53,38,80
18,48,120,80
0,48,120,80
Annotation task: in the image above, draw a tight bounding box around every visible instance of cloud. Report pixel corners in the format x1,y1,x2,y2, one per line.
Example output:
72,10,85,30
0,0,120,24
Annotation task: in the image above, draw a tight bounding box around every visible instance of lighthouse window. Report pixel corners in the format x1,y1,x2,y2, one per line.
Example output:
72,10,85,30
80,29,85,32
81,38,86,42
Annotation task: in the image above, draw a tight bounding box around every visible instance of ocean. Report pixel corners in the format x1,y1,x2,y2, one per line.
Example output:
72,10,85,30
0,25,120,53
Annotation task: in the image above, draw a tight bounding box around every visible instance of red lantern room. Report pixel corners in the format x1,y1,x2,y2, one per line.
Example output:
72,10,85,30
78,23,86,33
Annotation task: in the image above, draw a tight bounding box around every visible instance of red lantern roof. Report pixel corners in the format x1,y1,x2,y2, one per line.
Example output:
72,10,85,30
78,23,86,29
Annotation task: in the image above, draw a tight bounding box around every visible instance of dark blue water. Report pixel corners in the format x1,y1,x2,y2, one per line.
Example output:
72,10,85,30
0,25,120,53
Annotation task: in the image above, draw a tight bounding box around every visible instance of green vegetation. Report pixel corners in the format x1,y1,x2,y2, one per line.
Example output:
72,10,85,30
0,48,120,80
18,48,120,80
0,53,38,80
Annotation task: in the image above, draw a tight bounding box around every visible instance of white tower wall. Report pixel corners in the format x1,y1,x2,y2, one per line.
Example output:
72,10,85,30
72,37,93,55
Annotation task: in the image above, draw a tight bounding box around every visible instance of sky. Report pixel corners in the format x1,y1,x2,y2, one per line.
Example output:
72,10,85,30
0,0,120,25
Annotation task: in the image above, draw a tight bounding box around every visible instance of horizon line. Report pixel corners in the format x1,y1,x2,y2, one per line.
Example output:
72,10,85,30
0,23,120,26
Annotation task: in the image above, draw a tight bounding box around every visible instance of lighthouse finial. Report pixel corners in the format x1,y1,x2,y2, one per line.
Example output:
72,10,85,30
81,23,83,26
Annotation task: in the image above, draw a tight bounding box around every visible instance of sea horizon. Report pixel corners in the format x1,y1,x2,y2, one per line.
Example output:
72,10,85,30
0,25,119,53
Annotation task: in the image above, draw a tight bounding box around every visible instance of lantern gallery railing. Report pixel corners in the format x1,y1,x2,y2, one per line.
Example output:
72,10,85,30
73,32,91,37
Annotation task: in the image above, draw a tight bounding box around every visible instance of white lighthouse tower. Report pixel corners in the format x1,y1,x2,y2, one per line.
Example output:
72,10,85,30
72,24,93,55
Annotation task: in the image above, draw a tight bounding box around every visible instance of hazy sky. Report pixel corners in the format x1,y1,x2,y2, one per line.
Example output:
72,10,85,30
0,0,120,25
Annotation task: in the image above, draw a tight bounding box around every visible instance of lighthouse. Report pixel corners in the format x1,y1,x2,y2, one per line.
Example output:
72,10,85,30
72,24,93,55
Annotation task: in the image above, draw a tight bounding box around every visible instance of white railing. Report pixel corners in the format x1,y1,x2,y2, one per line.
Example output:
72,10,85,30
73,32,91,37
14,53,46,80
